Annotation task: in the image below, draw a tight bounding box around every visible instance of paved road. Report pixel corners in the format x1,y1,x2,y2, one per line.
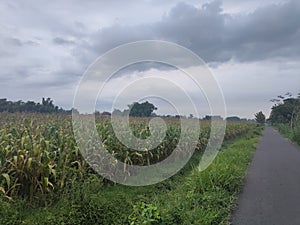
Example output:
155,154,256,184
231,127,300,225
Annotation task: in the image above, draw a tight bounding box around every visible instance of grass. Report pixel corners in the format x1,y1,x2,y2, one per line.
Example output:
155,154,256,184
154,126,263,224
275,123,300,146
0,126,263,225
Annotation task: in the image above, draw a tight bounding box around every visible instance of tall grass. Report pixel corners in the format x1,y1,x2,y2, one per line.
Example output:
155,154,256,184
154,127,263,224
276,122,300,146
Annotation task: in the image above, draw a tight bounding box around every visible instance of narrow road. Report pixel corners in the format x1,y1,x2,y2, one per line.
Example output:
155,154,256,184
231,127,300,225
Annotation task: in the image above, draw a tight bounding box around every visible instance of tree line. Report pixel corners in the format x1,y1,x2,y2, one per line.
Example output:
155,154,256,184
268,93,300,127
0,98,70,114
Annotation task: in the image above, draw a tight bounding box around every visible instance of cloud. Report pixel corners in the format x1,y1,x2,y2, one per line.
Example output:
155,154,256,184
0,0,299,117
53,37,76,46
212,59,300,117
93,67,210,117
81,0,300,63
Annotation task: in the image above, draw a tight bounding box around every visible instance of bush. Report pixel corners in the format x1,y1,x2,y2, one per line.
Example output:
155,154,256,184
128,202,161,225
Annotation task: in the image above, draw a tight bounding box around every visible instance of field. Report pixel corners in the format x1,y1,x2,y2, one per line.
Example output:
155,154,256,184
0,112,262,224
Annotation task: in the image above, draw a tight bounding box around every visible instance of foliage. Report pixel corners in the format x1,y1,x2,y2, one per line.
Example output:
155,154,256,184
269,95,300,126
226,116,242,121
0,98,69,114
276,116,300,146
0,113,87,203
113,101,157,117
203,115,223,120
0,113,257,203
128,202,161,225
293,113,300,145
269,93,300,144
0,198,21,225
129,101,157,117
255,111,266,125
0,115,261,224
156,127,263,224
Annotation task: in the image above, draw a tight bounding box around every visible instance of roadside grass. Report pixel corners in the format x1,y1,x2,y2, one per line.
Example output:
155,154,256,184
155,126,263,225
0,126,263,225
275,123,300,146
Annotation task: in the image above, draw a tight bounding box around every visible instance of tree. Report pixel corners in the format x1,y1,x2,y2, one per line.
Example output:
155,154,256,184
203,115,223,121
128,101,157,117
226,116,241,122
0,98,69,114
112,109,123,116
268,93,300,127
255,111,266,125
112,101,157,117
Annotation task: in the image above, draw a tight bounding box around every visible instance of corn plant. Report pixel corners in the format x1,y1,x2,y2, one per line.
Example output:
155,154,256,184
0,112,255,202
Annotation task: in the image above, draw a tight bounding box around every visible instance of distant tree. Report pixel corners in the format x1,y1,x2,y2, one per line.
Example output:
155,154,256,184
0,97,68,114
255,111,266,125
203,115,223,121
0,98,9,112
128,101,157,117
226,116,241,122
203,115,211,120
101,111,112,116
24,101,37,112
112,109,123,116
112,102,157,117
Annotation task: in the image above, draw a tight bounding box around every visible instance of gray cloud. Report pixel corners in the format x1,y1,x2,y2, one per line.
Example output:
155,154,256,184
53,37,76,46
82,0,300,63
0,0,299,117
5,37,23,46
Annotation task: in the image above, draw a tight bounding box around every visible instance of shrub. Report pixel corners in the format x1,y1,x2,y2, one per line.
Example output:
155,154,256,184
128,202,161,225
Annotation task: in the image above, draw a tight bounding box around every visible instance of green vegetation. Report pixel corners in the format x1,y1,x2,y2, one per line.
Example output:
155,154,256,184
156,127,263,224
128,101,157,117
276,122,300,146
269,94,300,127
269,93,300,145
255,111,266,125
0,112,262,224
0,98,69,114
112,101,157,117
226,116,250,122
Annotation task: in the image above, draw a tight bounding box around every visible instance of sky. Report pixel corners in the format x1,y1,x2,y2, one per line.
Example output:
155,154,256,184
0,0,300,118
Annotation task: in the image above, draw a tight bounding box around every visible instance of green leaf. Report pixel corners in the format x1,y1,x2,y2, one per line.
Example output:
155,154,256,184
0,186,5,194
1,173,10,188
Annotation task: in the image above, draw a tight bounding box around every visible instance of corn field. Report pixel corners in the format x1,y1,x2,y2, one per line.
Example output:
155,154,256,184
0,112,255,202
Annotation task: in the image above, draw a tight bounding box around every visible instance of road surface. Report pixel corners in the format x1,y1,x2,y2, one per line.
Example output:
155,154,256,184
231,127,300,225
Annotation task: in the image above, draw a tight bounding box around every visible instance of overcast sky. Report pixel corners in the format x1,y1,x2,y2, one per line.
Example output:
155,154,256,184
0,0,299,118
